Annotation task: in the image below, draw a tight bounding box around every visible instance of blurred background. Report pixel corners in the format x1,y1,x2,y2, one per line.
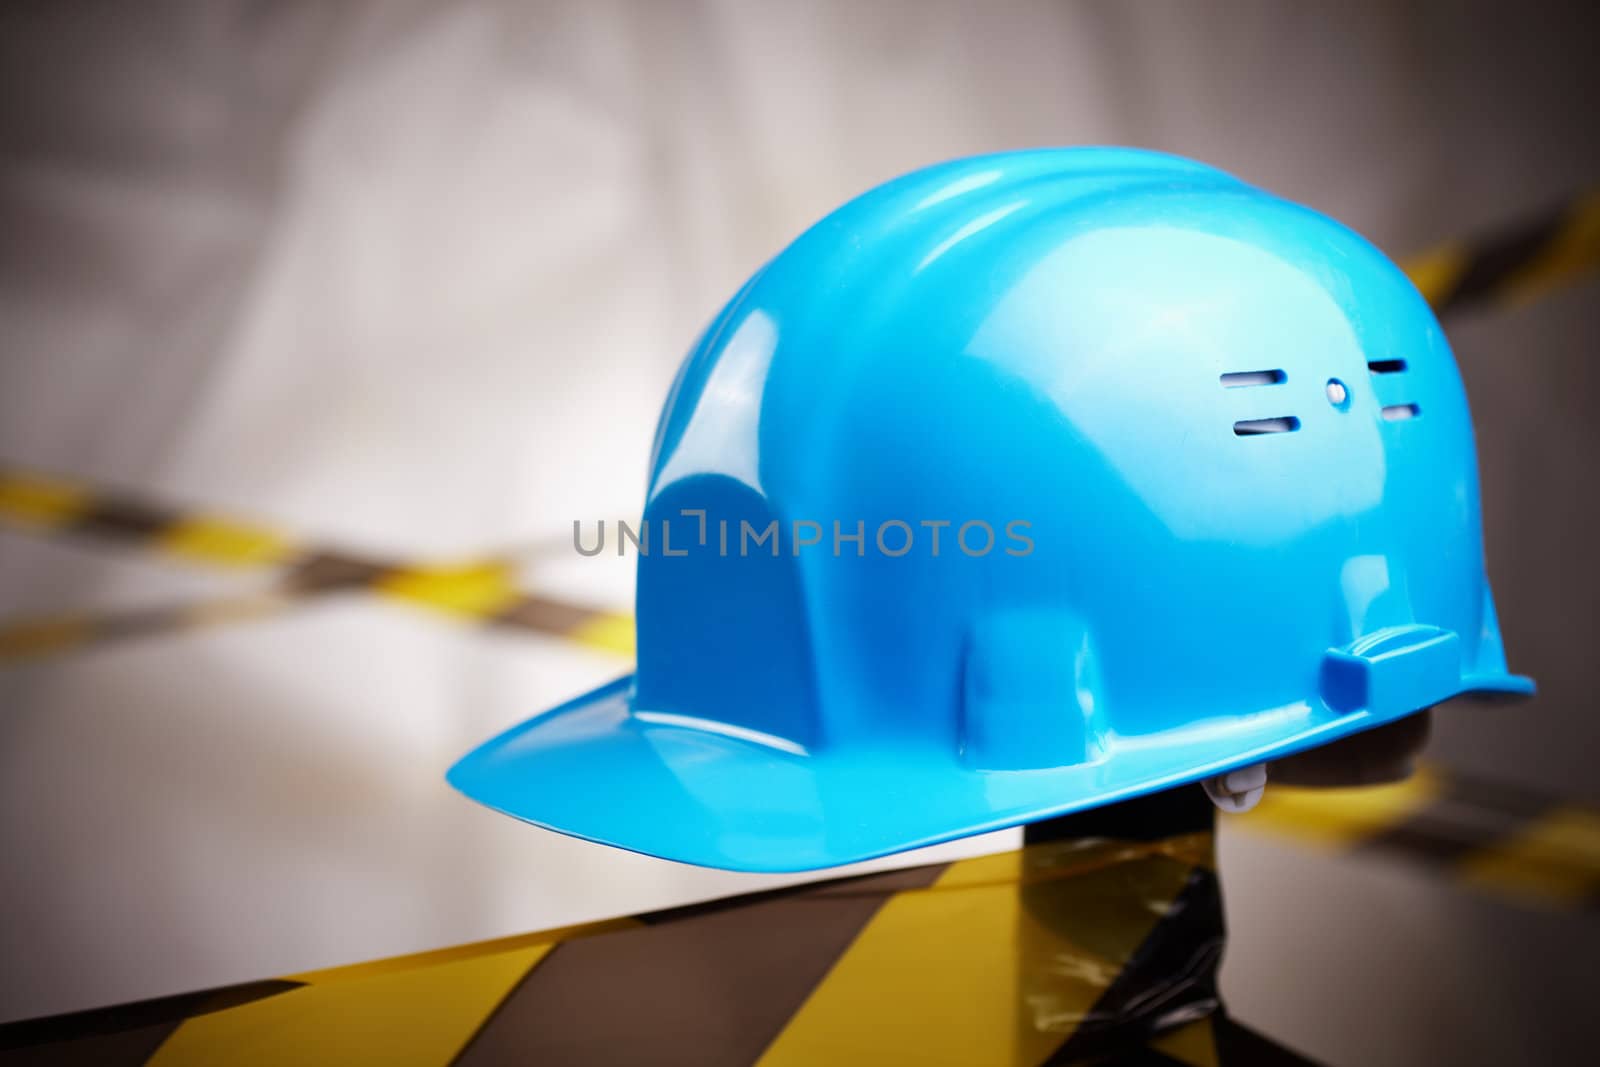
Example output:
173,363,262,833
1,1,1596,1063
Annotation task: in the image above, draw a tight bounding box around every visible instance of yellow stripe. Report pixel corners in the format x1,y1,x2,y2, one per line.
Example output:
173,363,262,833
149,943,549,1067
756,840,1201,1066
1239,768,1440,849
377,561,521,617
1148,1016,1219,1067
0,471,90,529
158,517,297,568
1500,190,1600,308
1402,241,1471,307
1457,806,1600,907
565,611,636,656
0,617,92,662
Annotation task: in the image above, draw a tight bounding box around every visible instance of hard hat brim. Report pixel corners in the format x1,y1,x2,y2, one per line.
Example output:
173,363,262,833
446,669,1533,873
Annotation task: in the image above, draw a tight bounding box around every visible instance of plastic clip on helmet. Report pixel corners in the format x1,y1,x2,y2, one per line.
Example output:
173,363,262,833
450,147,1532,873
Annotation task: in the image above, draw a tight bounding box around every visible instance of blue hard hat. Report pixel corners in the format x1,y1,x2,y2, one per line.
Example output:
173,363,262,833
450,147,1532,872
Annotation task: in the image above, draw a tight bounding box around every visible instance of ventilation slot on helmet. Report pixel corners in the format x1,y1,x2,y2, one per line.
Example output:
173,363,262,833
1369,361,1419,421
1234,416,1301,436
1220,369,1286,388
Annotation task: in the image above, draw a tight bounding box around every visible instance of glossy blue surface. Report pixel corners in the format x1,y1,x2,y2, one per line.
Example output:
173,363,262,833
450,148,1532,872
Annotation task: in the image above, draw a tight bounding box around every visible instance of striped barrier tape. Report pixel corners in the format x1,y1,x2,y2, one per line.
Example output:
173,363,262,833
0,828,1317,1067
1404,188,1600,314
5,764,1594,1063
4,769,1596,1063
0,467,634,662
1241,767,1600,913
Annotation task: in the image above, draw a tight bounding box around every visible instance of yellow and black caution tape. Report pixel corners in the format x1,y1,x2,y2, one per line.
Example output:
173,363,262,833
1239,768,1600,913
0,776,1591,1063
0,467,633,662
1403,188,1600,314
0,830,1305,1067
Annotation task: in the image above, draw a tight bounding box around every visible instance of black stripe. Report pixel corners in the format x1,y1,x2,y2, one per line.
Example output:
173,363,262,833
1356,773,1551,866
631,859,949,926
0,1021,182,1067
1043,863,1225,1064
451,863,945,1067
486,595,603,635
1047,1014,1326,1066
1435,203,1572,314
282,551,392,594
68,497,177,544
0,981,302,1054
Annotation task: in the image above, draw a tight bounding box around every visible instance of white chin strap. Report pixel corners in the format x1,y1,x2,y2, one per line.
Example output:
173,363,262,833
1203,762,1267,813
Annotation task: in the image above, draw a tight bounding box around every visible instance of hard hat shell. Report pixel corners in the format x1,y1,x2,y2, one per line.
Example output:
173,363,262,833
450,147,1531,872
